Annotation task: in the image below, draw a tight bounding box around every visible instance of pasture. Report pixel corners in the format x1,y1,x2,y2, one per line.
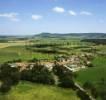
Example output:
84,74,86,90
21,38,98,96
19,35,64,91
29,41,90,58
0,81,80,100
76,56,106,85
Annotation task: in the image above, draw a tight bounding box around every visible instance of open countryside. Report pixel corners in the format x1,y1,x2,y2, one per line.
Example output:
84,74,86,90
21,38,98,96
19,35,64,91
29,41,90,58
0,0,106,100
0,33,106,100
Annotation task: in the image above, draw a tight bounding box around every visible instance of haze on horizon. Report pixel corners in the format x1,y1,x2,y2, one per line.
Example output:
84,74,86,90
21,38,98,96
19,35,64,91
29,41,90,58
0,0,106,35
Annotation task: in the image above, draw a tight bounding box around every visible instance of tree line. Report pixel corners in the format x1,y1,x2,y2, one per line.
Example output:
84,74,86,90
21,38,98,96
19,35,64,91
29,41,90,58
0,63,75,94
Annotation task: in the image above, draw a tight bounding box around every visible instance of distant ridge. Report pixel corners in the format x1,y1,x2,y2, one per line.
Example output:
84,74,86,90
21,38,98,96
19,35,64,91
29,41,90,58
34,32,106,39
0,33,106,39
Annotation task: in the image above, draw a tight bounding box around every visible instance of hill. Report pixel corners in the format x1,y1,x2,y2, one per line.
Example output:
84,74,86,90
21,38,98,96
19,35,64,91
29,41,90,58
34,33,106,39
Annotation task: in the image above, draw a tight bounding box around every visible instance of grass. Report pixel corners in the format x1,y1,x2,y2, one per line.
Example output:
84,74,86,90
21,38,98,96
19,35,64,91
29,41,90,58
76,56,106,100
0,38,105,100
0,46,55,63
76,56,106,85
0,41,26,49
0,81,80,100
0,38,92,63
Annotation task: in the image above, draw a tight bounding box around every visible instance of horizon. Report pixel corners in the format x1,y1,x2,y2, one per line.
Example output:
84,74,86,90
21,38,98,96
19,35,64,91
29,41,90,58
0,0,106,35
0,32,106,36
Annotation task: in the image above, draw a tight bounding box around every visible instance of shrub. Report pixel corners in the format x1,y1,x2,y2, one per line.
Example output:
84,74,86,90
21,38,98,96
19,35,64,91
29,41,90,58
58,75,75,88
77,90,91,100
83,81,93,89
83,81,99,98
0,81,11,93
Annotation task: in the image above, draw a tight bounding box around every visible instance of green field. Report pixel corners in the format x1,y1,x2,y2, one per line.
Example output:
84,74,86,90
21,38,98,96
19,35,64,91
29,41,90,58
76,56,106,100
0,38,93,63
0,82,80,100
0,46,54,63
76,56,106,85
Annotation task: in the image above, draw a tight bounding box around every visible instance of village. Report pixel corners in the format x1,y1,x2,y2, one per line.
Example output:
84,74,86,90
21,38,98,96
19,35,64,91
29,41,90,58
9,53,93,72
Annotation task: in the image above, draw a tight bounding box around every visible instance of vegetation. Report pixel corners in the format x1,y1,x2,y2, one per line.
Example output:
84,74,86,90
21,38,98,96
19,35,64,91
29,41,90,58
21,64,54,85
0,33,106,100
53,64,75,88
0,35,94,63
76,56,106,100
76,56,106,84
82,39,106,45
0,63,79,100
0,82,80,100
0,63,20,93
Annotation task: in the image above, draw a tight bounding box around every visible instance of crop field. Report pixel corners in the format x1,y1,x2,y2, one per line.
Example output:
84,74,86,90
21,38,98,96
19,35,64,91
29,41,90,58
0,41,26,49
0,45,55,63
0,38,93,63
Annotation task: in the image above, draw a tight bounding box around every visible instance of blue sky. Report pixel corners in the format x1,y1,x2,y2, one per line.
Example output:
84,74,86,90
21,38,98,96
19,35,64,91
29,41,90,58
0,0,106,35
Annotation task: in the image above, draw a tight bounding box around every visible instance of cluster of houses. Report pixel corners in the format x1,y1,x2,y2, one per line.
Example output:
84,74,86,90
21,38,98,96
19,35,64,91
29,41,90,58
9,53,93,72
54,53,93,72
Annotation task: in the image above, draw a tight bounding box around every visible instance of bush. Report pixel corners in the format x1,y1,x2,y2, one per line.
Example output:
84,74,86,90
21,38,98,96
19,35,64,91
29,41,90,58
83,81,99,98
91,87,98,98
77,90,91,100
83,81,93,89
58,76,75,88
6,59,22,63
0,82,11,93
28,58,39,63
87,63,93,67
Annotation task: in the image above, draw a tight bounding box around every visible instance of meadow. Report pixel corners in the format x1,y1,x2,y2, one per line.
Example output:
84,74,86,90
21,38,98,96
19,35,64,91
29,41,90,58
76,56,106,85
0,81,80,100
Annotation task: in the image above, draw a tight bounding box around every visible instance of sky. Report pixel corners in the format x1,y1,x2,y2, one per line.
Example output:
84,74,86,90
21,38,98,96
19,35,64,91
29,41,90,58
0,0,106,35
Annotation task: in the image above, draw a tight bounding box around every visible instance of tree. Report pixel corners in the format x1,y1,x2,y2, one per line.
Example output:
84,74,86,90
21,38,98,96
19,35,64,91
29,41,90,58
58,75,75,88
77,90,91,100
21,64,55,85
83,81,98,98
83,81,93,89
53,64,75,88
0,81,11,93
0,63,20,93
91,87,98,98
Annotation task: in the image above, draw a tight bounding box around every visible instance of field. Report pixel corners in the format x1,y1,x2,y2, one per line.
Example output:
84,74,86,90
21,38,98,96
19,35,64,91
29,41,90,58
76,56,106,85
0,81,80,100
0,35,106,100
76,56,106,100
0,38,92,63
0,38,106,82
0,46,54,63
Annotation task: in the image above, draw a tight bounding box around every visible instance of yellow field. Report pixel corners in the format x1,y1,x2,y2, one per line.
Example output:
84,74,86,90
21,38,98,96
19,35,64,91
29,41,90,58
0,41,26,49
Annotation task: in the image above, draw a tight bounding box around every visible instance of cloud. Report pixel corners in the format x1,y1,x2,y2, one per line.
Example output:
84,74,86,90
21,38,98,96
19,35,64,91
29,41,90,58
69,10,77,16
53,7,65,13
32,15,43,20
0,13,20,21
80,11,92,16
